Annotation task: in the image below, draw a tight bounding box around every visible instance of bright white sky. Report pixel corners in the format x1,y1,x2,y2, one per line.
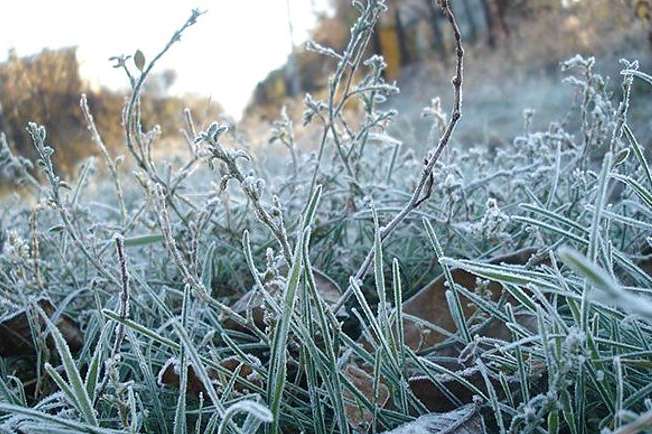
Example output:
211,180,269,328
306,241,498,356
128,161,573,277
0,0,330,119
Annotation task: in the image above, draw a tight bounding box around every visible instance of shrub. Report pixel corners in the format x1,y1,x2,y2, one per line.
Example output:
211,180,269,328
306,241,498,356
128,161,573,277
0,47,224,179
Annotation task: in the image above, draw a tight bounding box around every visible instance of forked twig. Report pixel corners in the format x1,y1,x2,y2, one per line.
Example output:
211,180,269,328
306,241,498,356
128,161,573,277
332,0,464,313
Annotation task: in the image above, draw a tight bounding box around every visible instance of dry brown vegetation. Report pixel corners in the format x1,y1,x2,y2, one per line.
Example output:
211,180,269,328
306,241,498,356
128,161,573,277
0,47,223,178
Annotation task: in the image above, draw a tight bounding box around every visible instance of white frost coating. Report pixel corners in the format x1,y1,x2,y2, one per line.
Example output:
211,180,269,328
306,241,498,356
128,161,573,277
382,405,482,434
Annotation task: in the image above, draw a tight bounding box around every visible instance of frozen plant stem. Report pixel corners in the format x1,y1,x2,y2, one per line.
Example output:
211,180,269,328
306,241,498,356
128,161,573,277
95,234,131,400
26,123,119,287
306,0,388,199
332,0,464,313
197,124,293,265
123,9,203,175
0,133,41,191
115,9,204,230
80,94,128,223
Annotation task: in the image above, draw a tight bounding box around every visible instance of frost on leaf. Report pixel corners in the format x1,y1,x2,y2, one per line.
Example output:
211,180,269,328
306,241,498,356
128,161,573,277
343,363,390,431
382,405,484,434
0,298,83,357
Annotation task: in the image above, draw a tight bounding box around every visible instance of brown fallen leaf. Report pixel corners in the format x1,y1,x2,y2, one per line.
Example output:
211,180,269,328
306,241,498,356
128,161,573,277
157,355,262,396
343,363,390,431
224,267,343,332
226,290,267,331
311,268,345,305
382,404,484,434
351,248,545,415
0,298,83,357
402,247,542,351
639,245,652,277
408,374,478,414
409,358,547,414
397,248,549,413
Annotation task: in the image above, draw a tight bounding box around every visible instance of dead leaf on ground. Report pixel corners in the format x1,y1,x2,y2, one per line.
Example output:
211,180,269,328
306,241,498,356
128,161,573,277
408,359,547,413
638,246,652,277
224,267,343,332
343,363,390,431
401,247,542,351
353,247,546,414
0,298,83,357
157,355,261,396
408,374,480,414
382,404,484,434
401,245,547,413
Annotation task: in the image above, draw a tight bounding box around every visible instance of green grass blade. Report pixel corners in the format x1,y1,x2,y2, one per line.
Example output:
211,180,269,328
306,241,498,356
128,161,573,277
37,306,98,427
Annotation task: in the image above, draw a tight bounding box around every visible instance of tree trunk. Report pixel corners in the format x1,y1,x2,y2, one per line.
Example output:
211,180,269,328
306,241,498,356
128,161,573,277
395,9,411,67
424,0,447,65
460,0,479,43
494,0,511,38
480,0,510,47
480,0,497,48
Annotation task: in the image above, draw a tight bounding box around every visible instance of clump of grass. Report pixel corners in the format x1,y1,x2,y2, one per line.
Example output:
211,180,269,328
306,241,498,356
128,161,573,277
1,1,652,433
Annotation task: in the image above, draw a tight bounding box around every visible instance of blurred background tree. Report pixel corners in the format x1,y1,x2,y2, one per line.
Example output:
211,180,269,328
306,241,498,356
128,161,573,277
0,0,649,178
0,47,223,181
246,0,647,120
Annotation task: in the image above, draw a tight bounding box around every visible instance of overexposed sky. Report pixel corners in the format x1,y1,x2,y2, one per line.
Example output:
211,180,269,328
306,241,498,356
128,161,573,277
0,0,330,118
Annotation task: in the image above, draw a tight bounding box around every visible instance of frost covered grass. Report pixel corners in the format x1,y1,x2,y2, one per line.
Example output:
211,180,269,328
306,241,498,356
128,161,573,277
1,1,652,433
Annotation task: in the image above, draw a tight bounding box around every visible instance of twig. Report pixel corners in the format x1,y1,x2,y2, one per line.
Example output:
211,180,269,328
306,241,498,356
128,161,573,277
196,124,293,265
123,9,204,174
305,1,388,199
331,0,464,314
80,94,128,223
26,123,119,287
95,234,131,400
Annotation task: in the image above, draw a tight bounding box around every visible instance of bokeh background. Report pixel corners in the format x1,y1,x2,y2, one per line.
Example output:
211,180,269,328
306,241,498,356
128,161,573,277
1,0,651,179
